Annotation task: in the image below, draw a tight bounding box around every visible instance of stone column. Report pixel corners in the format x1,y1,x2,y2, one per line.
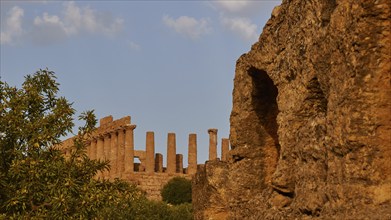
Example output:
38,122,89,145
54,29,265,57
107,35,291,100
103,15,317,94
146,131,155,173
90,139,97,160
103,133,111,160
96,136,104,160
176,154,183,174
208,128,218,160
103,133,111,179
155,153,163,173
188,133,197,175
110,131,118,179
167,133,176,174
124,125,136,173
96,136,104,178
221,138,230,161
117,129,125,177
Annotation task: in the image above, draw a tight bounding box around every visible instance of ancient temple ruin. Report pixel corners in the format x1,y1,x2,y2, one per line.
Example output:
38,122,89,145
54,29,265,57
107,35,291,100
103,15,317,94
60,115,230,200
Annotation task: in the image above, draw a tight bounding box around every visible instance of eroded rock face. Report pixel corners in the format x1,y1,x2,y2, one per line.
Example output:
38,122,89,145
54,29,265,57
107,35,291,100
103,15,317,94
193,0,391,219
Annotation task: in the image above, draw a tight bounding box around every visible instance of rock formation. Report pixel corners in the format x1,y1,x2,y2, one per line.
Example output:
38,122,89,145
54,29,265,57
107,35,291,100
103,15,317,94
193,0,390,219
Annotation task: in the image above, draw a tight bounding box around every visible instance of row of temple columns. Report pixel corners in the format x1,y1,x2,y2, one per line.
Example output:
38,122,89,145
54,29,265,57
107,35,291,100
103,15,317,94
87,125,136,179
86,126,229,179
137,132,200,175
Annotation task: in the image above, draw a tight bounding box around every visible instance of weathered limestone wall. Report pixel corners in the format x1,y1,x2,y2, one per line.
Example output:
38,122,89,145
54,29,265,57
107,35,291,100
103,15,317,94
193,0,391,219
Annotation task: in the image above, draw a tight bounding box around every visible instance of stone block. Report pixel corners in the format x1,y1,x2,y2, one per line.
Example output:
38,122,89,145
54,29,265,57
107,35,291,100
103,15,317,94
100,115,113,126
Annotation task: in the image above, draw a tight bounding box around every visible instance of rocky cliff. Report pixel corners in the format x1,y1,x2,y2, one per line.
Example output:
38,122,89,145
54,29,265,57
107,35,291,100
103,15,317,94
193,0,390,219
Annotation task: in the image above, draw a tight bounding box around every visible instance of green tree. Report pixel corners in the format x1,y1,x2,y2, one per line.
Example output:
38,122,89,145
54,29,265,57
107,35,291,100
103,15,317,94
0,69,145,219
161,177,192,205
0,69,194,219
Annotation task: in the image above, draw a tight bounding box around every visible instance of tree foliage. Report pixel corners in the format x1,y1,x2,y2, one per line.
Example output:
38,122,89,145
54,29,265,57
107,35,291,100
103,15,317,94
0,69,135,218
161,177,192,205
0,69,193,219
0,70,74,173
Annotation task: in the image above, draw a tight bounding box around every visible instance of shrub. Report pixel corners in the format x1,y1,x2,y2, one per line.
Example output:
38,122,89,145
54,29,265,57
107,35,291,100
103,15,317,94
161,177,192,205
168,202,193,220
99,198,193,220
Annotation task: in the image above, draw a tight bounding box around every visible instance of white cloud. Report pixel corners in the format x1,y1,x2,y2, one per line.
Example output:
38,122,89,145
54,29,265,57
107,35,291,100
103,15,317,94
33,1,123,40
210,0,268,16
1,2,124,45
34,13,64,27
61,2,123,36
207,1,272,42
1,6,24,45
127,41,141,50
221,16,258,42
163,15,211,40
214,1,253,13
62,1,82,35
31,12,68,45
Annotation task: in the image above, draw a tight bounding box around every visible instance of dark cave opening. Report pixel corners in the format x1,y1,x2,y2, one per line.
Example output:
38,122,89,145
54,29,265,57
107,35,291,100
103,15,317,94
248,67,281,185
249,67,280,151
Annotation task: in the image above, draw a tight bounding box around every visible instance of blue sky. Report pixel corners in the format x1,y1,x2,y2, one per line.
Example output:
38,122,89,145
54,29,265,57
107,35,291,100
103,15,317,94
1,0,281,165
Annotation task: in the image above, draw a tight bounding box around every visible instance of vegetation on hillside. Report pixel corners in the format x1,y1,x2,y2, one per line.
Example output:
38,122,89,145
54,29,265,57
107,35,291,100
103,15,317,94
161,177,192,205
0,69,192,219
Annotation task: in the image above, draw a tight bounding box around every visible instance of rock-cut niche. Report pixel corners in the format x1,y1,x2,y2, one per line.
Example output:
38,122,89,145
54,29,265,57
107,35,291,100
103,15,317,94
248,67,280,184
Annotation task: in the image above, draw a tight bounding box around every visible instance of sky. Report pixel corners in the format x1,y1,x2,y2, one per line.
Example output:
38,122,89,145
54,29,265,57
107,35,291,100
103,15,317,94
1,0,281,166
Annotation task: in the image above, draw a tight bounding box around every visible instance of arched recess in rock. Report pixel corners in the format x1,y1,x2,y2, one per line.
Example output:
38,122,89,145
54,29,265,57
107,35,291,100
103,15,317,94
248,67,280,185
